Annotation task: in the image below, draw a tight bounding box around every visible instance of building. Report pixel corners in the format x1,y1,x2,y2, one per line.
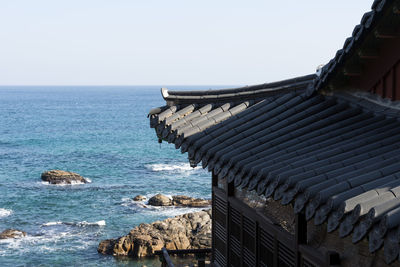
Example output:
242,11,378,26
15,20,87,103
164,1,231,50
149,0,400,266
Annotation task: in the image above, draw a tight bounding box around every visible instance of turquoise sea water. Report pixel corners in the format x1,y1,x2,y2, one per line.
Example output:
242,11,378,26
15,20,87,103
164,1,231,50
0,86,216,267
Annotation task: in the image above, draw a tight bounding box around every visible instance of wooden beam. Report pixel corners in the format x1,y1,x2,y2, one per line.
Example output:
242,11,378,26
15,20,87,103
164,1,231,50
374,28,400,39
327,76,362,92
357,48,379,59
343,66,362,76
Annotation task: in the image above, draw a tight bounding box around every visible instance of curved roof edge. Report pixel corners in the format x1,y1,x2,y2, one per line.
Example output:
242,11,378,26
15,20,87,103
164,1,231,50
161,74,316,104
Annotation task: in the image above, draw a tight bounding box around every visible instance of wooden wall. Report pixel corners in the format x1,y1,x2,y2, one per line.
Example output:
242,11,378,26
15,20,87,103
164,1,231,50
211,175,327,267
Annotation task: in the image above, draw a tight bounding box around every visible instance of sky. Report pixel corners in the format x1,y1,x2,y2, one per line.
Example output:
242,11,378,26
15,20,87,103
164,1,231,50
0,1,373,86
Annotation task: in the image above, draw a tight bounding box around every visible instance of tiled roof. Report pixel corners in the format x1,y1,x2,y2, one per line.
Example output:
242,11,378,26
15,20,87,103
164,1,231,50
150,85,400,263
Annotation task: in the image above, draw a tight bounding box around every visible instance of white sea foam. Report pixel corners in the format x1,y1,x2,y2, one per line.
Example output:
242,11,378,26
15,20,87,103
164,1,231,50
146,163,197,172
42,220,106,227
0,230,95,256
77,220,105,226
40,180,89,186
42,221,63,226
0,208,12,218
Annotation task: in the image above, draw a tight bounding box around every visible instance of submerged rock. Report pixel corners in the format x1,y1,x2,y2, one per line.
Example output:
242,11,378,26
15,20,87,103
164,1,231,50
133,195,147,201
148,194,172,206
98,209,211,258
41,170,88,184
0,229,27,239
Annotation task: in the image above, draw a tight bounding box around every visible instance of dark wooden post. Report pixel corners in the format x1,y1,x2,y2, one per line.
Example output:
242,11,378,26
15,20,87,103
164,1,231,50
196,252,206,267
212,171,218,187
227,179,234,197
211,172,217,264
255,220,259,267
295,212,307,267
226,175,234,266
161,247,175,267
326,251,341,266
273,234,278,267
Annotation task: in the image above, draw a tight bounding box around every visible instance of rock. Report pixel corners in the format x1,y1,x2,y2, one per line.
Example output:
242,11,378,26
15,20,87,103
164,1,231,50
98,209,211,258
97,239,117,255
0,229,27,239
146,194,211,207
148,194,172,206
133,195,147,201
41,170,88,184
172,195,211,207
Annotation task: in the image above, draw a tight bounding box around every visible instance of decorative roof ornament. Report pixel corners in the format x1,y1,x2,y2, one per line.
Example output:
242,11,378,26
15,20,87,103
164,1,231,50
316,64,325,77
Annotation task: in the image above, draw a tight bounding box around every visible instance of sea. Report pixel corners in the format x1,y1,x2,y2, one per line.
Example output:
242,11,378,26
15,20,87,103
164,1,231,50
0,86,224,267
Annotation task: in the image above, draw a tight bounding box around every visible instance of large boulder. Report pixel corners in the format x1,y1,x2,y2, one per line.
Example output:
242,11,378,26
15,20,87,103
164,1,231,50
148,194,172,206
0,229,27,239
98,209,211,258
172,195,211,207
41,170,88,184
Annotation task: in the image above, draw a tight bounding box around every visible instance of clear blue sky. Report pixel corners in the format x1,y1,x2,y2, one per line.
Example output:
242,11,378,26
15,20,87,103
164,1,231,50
0,1,373,85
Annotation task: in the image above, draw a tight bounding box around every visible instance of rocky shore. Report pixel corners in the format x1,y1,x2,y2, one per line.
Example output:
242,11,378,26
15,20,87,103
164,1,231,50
98,209,211,258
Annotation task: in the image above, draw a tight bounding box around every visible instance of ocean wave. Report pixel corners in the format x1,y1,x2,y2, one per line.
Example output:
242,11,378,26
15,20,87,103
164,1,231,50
0,208,12,218
145,163,197,172
42,220,106,227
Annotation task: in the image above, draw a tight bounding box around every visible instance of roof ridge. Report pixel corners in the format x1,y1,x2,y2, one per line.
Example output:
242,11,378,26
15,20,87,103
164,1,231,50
161,74,316,104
